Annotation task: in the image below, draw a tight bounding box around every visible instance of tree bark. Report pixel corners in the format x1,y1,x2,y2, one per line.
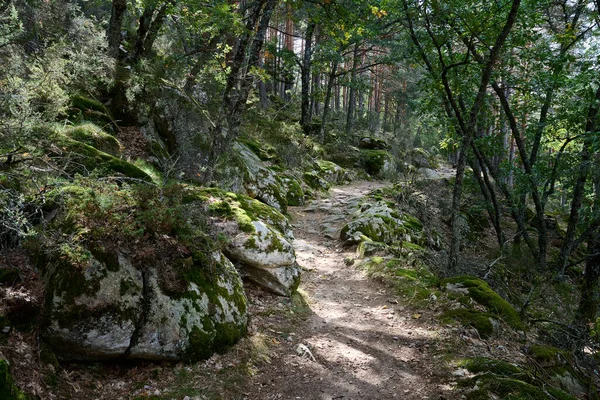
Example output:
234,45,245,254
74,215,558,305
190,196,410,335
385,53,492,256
319,58,339,143
300,21,315,131
345,43,360,136
107,0,127,59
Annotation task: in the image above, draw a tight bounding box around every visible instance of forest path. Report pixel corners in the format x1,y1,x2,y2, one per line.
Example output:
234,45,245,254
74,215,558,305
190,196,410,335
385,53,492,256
244,181,453,400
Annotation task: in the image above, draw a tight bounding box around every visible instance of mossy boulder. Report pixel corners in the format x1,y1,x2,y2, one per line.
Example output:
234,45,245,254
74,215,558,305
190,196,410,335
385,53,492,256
51,134,152,181
62,123,121,156
280,173,305,206
182,187,300,296
441,276,525,332
410,147,438,169
456,357,579,400
43,250,247,361
303,171,331,192
359,149,396,177
314,160,350,185
0,359,27,400
37,183,247,361
68,94,113,129
234,142,288,212
340,201,425,247
358,136,389,150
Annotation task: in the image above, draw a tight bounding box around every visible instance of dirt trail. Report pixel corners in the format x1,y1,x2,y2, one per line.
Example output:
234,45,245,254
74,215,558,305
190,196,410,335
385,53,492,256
245,181,452,400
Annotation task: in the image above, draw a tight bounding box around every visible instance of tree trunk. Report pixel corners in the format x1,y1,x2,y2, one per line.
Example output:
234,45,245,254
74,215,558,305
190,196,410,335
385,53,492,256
557,85,600,276
319,58,339,143
345,43,360,136
300,21,315,131
107,0,127,59
202,0,277,182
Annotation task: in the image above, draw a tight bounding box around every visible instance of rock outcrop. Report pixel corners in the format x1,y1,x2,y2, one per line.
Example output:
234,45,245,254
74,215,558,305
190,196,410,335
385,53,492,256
44,251,247,361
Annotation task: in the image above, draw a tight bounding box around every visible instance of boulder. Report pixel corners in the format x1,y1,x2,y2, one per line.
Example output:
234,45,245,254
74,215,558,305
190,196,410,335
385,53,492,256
234,142,288,212
184,188,300,296
340,201,424,246
314,160,350,185
358,137,389,150
43,251,247,361
359,150,396,177
62,123,121,156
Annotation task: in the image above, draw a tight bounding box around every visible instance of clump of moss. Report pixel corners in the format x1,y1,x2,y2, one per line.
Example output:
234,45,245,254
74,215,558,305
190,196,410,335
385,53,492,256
0,359,27,400
527,344,568,367
459,357,525,378
280,174,304,206
51,134,151,181
460,373,577,400
62,123,121,156
359,149,391,176
441,309,496,338
68,94,113,129
441,276,525,331
238,138,278,162
303,171,331,191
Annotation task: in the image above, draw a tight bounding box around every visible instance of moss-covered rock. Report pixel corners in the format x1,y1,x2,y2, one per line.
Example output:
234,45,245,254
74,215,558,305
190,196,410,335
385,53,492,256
340,201,425,246
43,249,247,361
51,134,152,181
303,171,331,192
359,149,396,177
314,160,350,185
182,187,300,296
62,123,121,156
280,174,305,206
234,142,288,212
410,147,438,169
441,276,525,332
358,136,389,150
68,94,114,130
441,309,497,338
0,359,27,400
37,182,247,361
238,138,279,162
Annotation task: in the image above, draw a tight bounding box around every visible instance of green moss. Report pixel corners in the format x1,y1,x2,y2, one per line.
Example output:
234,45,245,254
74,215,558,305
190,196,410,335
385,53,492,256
181,257,248,362
281,174,304,206
52,134,152,181
238,138,278,162
527,345,568,366
69,94,113,129
441,276,525,331
303,172,331,191
440,309,496,338
0,359,27,400
462,374,577,400
459,358,525,378
360,149,391,176
62,123,121,156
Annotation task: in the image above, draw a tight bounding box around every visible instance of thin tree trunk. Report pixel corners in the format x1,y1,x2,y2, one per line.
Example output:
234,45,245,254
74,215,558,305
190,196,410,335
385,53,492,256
300,21,315,131
345,43,360,136
320,58,339,143
107,0,127,59
557,85,600,276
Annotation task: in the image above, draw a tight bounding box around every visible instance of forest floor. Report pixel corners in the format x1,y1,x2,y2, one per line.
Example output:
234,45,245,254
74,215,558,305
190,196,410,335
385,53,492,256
241,180,456,400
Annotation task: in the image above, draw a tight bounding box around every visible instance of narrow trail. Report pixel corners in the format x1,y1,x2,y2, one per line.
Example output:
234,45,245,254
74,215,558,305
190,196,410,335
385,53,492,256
245,181,452,400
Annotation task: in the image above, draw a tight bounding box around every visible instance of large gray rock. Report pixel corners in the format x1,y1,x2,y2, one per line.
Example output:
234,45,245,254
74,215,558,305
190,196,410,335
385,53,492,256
183,187,300,296
44,251,248,361
215,219,300,296
234,142,288,212
340,201,424,246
